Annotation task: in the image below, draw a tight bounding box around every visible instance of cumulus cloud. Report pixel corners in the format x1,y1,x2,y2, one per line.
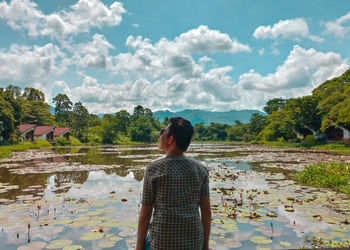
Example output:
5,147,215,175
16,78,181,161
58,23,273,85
71,33,115,68
253,18,323,42
113,26,250,79
236,45,348,98
0,43,66,82
0,0,126,41
321,12,350,38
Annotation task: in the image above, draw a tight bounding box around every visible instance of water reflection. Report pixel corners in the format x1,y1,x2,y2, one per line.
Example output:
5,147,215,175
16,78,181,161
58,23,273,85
0,144,349,250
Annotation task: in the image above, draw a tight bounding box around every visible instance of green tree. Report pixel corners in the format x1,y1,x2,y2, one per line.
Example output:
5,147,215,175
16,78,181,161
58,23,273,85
0,94,15,141
52,94,73,127
22,87,45,101
130,116,157,143
71,102,90,142
248,113,267,137
263,98,287,115
115,110,130,135
4,85,23,124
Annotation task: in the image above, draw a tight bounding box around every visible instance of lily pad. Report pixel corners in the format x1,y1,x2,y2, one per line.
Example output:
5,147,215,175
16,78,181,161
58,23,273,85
17,242,47,250
46,240,72,249
250,236,272,244
80,232,105,241
97,240,116,248
62,245,83,250
280,241,291,247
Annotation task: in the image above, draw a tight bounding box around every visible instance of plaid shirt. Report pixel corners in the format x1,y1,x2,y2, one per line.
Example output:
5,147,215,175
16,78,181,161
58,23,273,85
142,155,209,250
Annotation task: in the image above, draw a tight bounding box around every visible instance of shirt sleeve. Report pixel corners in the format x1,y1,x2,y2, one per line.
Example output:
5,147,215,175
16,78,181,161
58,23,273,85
200,171,210,196
141,165,156,205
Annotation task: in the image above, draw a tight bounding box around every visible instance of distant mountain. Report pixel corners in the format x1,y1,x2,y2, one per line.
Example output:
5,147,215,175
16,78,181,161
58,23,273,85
153,109,266,125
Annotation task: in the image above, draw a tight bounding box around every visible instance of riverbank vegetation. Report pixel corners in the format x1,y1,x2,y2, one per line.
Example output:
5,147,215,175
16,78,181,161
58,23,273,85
1,69,349,154
294,162,350,195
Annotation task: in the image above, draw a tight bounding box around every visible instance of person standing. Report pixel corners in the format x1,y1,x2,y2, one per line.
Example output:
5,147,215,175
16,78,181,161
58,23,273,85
136,117,211,250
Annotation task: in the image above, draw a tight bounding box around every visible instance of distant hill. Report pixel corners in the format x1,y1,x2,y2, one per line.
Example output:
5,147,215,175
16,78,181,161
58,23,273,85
153,109,265,125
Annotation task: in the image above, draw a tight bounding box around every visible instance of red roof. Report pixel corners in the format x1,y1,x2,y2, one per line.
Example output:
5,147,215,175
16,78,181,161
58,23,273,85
17,124,36,133
34,126,55,136
54,127,71,136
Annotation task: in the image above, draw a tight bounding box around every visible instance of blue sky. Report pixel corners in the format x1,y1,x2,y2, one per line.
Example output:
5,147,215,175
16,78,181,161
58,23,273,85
0,0,349,113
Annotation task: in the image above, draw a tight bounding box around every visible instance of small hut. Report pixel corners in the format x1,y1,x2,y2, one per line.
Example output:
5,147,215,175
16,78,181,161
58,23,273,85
54,128,71,140
34,126,55,142
17,124,36,142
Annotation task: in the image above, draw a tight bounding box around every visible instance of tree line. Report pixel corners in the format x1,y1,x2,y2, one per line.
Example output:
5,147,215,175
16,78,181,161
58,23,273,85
0,68,349,144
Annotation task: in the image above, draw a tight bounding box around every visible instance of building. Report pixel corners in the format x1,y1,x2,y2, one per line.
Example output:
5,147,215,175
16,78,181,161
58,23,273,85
17,125,71,143
17,124,36,142
54,127,71,140
34,126,55,142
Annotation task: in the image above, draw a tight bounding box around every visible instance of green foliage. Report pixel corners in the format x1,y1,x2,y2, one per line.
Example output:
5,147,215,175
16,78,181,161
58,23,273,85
263,98,287,115
302,235,350,249
69,136,82,146
71,102,90,142
53,93,73,127
130,115,159,143
294,162,350,195
302,135,317,148
277,137,285,142
55,137,70,146
0,147,11,158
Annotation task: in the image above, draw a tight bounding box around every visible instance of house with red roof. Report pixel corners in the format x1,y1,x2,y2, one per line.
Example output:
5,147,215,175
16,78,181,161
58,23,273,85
17,124,36,142
54,127,71,140
17,125,71,143
34,126,55,142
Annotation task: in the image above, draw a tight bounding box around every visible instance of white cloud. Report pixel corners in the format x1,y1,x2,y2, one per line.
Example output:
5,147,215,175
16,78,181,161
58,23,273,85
0,0,126,41
258,48,265,55
253,18,324,42
237,45,348,93
113,26,250,79
322,12,350,38
132,23,139,28
0,43,66,82
175,25,251,54
71,33,115,68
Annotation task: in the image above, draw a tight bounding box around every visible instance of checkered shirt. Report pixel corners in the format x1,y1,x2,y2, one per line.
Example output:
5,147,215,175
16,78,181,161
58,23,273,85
142,154,210,250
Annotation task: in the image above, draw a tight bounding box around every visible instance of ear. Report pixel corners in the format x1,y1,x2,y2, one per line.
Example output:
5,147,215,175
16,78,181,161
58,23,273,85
168,135,175,145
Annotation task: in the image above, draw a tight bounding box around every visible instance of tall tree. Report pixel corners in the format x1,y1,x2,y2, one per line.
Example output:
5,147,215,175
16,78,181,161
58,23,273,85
263,98,287,115
53,94,73,127
115,110,130,135
71,102,90,142
0,95,15,141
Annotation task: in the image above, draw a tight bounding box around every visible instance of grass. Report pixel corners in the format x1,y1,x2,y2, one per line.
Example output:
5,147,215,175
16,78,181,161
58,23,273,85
115,134,143,145
294,162,350,195
0,140,53,158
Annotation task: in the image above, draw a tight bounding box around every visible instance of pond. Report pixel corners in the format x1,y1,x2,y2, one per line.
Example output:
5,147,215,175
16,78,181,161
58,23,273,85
0,143,350,249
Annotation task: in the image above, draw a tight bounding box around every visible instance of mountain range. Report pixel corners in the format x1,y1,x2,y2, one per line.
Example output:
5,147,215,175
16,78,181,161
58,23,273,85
153,109,265,125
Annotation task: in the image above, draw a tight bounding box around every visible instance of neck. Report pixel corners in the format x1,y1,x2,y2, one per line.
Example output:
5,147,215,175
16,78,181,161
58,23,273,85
165,146,184,156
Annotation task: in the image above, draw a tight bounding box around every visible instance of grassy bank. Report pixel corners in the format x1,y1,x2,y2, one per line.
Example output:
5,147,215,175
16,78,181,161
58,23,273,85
294,162,350,195
0,140,53,158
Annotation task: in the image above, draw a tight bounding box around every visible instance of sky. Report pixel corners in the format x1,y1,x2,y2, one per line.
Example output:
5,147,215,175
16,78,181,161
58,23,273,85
0,0,349,114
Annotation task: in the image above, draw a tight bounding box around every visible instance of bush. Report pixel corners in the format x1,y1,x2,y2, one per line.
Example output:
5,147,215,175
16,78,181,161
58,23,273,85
56,137,70,146
277,137,285,143
294,162,350,195
300,135,317,148
242,133,253,142
69,136,82,146
0,147,11,158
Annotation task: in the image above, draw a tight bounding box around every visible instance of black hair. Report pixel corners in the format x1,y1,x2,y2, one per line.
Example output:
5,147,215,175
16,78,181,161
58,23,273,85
167,117,194,151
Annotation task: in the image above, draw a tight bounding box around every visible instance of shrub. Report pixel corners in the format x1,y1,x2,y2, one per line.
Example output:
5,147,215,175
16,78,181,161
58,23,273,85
242,134,253,142
69,136,82,146
294,162,350,195
0,147,11,158
277,137,285,142
56,137,70,146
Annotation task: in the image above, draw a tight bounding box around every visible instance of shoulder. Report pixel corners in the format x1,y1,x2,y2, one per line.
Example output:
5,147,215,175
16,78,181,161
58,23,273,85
146,157,167,172
184,157,209,175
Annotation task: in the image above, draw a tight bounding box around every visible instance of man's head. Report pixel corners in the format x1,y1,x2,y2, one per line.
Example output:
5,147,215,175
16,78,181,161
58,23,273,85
160,117,194,153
